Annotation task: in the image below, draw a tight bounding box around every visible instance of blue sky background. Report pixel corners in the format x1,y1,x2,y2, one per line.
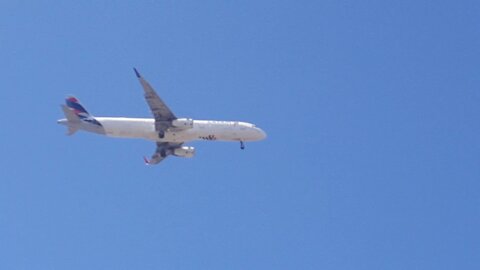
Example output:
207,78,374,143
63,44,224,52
1,1,479,269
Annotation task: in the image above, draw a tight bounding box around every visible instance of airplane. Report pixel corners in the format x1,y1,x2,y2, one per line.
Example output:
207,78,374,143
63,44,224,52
57,68,267,165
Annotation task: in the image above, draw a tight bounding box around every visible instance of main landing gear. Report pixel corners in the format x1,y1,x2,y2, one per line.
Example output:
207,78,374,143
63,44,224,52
240,141,245,150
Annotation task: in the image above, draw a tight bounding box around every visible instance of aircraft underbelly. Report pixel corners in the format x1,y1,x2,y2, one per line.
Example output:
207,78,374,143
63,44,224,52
171,125,237,142
98,118,157,140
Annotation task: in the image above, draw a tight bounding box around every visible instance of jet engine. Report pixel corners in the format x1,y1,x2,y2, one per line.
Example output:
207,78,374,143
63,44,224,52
173,146,195,158
171,118,194,129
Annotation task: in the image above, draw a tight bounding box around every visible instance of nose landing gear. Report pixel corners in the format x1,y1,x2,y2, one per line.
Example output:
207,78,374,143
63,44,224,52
240,141,245,150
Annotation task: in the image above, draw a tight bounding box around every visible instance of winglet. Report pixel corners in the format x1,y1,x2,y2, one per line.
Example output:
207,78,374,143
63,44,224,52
143,156,150,165
133,68,141,78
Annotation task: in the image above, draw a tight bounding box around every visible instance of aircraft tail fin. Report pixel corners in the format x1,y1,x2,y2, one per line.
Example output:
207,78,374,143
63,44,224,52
63,96,103,127
61,104,81,123
59,96,103,135
65,96,92,119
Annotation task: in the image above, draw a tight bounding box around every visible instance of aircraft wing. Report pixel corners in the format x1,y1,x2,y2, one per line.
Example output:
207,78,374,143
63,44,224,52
134,68,176,131
144,142,183,165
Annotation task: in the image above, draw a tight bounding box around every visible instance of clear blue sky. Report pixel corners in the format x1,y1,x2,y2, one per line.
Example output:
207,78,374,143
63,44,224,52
1,1,479,269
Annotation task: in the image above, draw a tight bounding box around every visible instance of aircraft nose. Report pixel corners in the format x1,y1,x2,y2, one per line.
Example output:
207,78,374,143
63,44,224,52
257,127,267,140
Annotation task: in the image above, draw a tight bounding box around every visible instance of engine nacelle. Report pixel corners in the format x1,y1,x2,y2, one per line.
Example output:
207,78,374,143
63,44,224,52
171,118,194,129
173,146,195,158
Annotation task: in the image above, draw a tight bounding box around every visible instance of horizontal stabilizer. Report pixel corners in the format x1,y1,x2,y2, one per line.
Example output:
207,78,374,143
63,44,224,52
60,105,81,135
67,126,79,136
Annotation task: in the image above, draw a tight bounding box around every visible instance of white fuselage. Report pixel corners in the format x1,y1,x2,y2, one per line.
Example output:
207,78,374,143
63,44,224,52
94,117,267,143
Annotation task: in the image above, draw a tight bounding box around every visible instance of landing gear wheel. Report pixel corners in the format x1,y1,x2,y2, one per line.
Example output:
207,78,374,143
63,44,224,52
240,141,245,150
158,131,165,139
